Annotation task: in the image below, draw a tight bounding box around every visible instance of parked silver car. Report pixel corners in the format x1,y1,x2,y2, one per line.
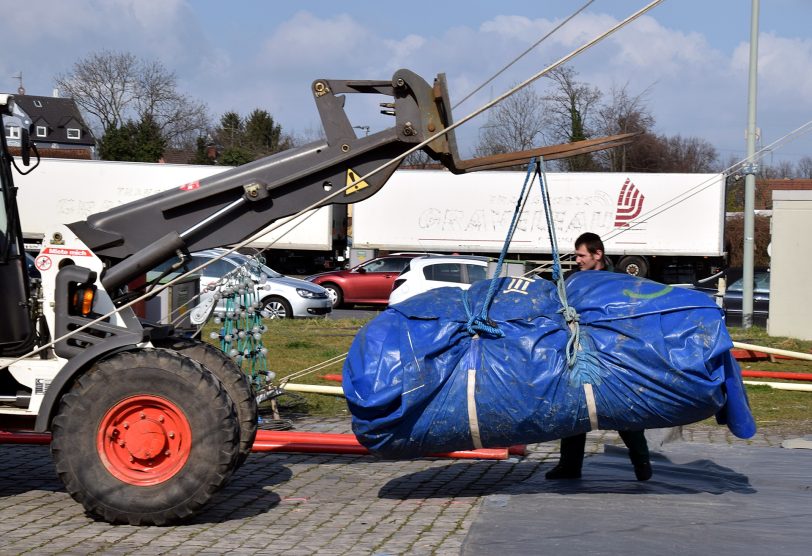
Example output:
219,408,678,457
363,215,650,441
149,249,332,319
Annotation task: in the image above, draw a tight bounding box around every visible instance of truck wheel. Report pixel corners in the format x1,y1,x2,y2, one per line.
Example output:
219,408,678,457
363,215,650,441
50,349,240,525
262,296,293,319
152,337,257,467
323,284,343,308
617,255,649,278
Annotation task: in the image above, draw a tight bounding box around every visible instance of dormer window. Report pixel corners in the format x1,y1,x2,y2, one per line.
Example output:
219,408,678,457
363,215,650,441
33,100,43,108
67,128,80,140
36,125,47,137
5,126,20,139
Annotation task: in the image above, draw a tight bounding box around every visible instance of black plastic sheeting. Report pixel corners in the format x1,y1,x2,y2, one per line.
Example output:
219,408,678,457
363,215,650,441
462,438,812,556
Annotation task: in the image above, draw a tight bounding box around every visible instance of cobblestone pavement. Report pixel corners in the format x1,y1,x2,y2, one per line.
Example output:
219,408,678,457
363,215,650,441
0,418,799,555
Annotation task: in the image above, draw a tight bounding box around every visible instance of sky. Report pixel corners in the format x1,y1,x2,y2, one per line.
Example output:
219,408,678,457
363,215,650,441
2,0,811,170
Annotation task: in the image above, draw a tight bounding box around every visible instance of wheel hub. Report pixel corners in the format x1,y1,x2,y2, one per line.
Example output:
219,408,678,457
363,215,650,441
98,395,192,486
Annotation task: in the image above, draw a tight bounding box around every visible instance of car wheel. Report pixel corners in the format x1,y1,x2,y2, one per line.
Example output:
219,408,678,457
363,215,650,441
322,283,343,308
263,296,293,319
617,255,649,278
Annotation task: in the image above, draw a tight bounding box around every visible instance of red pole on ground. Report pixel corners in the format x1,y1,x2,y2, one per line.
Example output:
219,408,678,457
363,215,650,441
0,431,51,444
740,370,812,381
252,430,512,459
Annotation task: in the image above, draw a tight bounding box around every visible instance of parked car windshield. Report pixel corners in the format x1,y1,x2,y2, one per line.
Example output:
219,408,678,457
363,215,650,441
358,257,413,273
422,262,487,284
727,271,770,293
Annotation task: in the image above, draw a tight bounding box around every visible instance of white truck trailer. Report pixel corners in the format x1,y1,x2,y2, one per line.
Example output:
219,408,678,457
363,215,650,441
351,169,727,283
15,158,339,272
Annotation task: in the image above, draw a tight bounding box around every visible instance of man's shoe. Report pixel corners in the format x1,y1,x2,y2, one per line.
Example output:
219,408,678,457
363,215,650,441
634,461,652,481
545,464,582,480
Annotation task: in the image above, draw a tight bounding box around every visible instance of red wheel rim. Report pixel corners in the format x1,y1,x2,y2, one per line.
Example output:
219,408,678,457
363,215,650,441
97,395,192,486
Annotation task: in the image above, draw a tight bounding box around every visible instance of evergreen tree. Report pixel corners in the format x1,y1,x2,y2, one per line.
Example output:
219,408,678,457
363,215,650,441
99,115,166,162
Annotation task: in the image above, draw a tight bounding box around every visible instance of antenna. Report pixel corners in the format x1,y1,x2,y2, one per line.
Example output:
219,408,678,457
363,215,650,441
12,71,25,95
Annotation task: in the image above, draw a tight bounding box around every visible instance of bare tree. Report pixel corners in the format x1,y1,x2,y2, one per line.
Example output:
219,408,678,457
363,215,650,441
593,82,655,171
134,59,209,148
656,135,719,173
55,51,138,131
55,51,209,148
758,159,795,179
797,155,812,178
543,66,602,171
474,85,548,158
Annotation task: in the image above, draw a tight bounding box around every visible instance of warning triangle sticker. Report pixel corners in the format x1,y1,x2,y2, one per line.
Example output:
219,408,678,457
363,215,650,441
345,168,370,195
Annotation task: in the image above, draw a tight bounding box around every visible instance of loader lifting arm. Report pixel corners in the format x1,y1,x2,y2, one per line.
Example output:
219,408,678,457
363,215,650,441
67,69,635,294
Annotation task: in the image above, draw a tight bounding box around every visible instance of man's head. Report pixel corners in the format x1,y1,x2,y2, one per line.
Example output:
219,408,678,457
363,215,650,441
574,232,605,271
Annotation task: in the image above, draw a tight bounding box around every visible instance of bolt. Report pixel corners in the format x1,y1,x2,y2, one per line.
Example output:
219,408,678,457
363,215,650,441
314,82,325,93
129,455,134,463
164,450,171,457
118,440,125,447
140,412,146,419
396,78,405,87
168,432,175,439
403,122,415,136
158,415,164,423
341,144,350,153
111,429,119,437
123,422,129,429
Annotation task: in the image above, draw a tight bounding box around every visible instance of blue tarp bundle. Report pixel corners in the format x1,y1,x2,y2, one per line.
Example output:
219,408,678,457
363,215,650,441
343,271,756,458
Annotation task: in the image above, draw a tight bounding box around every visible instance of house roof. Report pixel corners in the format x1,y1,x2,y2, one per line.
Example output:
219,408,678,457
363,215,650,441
11,94,95,146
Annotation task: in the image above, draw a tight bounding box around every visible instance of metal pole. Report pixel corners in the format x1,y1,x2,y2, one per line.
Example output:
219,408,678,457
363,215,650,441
742,0,760,328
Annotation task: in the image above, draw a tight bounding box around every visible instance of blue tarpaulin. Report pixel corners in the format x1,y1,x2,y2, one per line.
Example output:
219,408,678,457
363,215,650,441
343,271,756,458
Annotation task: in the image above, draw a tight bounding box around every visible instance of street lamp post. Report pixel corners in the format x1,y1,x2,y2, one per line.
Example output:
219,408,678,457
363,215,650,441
742,0,760,329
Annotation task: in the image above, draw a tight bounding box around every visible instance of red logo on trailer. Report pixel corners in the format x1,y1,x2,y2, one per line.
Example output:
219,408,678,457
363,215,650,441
614,178,645,227
180,181,200,191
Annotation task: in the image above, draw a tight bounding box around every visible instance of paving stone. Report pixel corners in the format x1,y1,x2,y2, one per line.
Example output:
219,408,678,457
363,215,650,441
0,416,797,555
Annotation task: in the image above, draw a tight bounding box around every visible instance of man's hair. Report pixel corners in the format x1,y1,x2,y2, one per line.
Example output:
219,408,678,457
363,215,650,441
575,232,604,255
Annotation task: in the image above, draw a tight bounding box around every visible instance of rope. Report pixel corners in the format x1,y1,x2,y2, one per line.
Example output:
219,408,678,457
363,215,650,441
463,159,539,337
453,0,595,110
536,158,580,368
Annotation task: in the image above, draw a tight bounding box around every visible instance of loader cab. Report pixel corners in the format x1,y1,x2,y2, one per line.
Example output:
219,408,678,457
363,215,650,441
0,94,36,356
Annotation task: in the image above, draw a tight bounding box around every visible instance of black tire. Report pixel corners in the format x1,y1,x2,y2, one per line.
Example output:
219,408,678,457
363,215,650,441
152,337,258,467
617,255,649,278
262,296,293,319
323,283,343,309
50,349,240,525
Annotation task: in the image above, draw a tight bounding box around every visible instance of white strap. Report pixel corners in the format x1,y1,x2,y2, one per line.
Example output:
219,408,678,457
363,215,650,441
583,383,599,430
467,368,483,449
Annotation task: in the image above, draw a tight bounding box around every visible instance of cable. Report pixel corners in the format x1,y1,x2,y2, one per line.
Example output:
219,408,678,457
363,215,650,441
453,0,595,110
1,0,665,371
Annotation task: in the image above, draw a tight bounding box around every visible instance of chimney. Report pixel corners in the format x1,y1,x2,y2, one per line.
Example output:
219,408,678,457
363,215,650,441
52,88,60,98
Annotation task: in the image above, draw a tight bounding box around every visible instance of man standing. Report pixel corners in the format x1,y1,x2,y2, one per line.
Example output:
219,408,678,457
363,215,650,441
545,232,652,481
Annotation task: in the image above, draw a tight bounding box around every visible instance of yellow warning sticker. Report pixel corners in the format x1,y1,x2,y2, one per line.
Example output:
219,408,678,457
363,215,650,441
345,168,370,195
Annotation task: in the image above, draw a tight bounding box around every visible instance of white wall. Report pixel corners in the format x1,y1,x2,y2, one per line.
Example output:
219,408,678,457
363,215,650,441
768,190,812,340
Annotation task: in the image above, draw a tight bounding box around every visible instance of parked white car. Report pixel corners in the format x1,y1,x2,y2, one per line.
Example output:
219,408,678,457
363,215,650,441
388,255,489,305
149,249,332,319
